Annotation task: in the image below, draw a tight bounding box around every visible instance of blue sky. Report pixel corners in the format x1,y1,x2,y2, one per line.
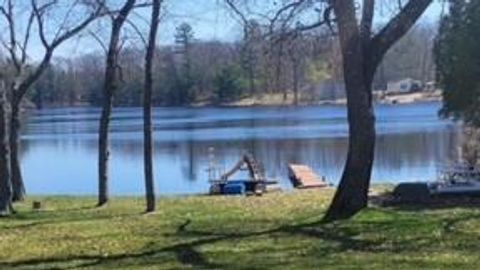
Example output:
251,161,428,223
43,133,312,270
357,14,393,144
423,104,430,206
24,1,446,60
155,1,445,44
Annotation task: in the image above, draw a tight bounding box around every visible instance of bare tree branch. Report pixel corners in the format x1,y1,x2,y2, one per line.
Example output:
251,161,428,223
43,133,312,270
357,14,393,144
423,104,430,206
370,0,433,65
360,0,375,41
0,0,21,73
20,11,35,64
14,0,105,104
269,0,307,28
295,6,333,32
31,0,52,50
125,18,148,47
224,0,249,26
88,30,108,54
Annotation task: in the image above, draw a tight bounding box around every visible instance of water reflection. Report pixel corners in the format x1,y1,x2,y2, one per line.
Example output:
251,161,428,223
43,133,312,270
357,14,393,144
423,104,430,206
20,103,459,195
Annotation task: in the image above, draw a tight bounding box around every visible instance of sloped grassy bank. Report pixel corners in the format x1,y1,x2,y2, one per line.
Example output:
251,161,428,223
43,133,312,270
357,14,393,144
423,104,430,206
0,190,479,270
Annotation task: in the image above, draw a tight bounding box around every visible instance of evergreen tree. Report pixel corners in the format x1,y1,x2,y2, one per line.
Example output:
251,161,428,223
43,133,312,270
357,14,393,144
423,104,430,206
436,0,480,126
174,23,195,105
213,66,245,103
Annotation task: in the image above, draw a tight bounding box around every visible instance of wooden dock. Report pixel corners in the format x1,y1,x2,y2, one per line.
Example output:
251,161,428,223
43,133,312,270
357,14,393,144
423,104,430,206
288,164,328,189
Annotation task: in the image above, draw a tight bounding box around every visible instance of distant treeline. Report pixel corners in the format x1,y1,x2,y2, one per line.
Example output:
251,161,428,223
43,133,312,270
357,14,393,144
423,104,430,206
30,22,436,108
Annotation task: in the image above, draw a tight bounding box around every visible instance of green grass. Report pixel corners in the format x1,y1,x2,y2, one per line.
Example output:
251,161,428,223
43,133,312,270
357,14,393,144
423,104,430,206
0,190,480,269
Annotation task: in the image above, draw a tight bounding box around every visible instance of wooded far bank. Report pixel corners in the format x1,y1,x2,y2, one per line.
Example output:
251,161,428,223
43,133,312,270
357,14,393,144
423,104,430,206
27,21,436,108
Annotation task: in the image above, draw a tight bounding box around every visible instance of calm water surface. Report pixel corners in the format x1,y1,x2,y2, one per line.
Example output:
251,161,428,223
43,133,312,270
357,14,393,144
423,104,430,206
21,102,459,195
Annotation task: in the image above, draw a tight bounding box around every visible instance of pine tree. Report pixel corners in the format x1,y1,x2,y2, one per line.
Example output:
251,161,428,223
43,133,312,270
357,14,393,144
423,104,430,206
436,0,480,126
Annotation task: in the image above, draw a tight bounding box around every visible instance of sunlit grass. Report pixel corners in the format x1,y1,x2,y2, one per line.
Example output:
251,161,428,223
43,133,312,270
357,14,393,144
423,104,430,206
0,190,479,269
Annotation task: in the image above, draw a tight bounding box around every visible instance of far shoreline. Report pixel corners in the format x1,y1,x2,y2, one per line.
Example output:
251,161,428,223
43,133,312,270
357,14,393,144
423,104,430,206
29,90,443,110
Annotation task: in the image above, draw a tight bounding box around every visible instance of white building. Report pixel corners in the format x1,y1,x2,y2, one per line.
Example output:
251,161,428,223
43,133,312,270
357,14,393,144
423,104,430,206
387,78,422,94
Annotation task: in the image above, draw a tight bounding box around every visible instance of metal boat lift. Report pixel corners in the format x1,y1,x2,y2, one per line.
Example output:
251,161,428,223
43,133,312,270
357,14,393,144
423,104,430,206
394,163,480,201
208,152,277,195
430,163,480,196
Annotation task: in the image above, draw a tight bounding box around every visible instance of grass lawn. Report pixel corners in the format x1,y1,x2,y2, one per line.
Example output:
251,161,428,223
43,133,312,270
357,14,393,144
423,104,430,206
0,189,480,269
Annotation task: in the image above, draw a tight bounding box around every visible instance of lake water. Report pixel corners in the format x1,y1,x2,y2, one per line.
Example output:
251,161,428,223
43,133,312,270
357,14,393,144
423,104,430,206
20,102,460,195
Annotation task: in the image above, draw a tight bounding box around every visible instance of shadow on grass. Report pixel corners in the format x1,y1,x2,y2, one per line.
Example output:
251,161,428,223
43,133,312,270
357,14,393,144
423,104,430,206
2,217,137,232
2,201,480,269
0,208,139,231
0,233,227,269
0,216,437,270
371,194,480,248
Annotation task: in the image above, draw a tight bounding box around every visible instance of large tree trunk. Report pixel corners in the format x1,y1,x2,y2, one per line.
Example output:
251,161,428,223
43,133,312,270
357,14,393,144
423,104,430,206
323,0,432,221
0,82,13,216
323,0,375,221
143,0,161,213
324,60,376,221
97,0,136,207
98,86,113,206
9,101,25,202
97,36,119,206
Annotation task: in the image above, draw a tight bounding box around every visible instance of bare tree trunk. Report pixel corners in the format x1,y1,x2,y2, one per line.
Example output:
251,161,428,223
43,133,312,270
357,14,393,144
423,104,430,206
1,1,104,203
98,0,136,207
324,62,376,220
290,48,300,106
9,99,25,202
293,67,299,105
324,0,432,221
143,0,161,213
248,61,256,97
0,81,13,216
98,85,113,206
275,41,286,100
323,3,376,219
